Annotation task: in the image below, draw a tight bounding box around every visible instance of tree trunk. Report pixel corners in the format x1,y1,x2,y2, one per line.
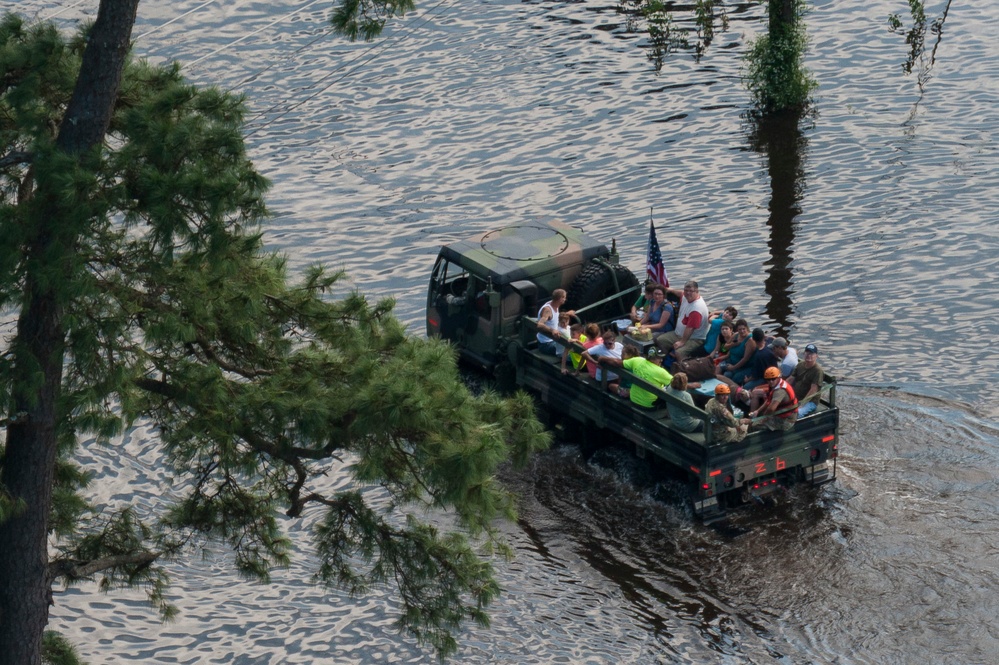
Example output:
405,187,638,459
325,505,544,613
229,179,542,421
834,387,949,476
769,0,796,34
0,1,139,662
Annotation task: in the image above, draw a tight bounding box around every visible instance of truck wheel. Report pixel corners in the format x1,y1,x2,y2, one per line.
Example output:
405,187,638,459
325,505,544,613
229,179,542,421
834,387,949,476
567,262,639,323
493,361,516,392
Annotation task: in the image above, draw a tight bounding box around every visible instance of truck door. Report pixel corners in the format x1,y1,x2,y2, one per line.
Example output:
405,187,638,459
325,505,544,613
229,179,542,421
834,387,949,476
426,256,470,341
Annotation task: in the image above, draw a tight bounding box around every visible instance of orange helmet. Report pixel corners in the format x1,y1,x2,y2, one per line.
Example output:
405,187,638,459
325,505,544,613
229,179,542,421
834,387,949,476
764,366,781,379
714,383,730,395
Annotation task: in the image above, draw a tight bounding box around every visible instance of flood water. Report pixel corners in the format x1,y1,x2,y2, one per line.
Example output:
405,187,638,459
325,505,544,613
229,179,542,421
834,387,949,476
22,0,999,662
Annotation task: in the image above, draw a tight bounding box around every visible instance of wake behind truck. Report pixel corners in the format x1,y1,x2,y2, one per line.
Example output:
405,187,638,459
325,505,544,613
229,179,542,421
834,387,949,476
426,221,838,520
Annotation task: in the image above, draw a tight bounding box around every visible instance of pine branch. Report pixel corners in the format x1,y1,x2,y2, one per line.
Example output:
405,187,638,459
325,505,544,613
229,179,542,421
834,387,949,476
49,551,160,582
133,376,351,462
187,337,273,379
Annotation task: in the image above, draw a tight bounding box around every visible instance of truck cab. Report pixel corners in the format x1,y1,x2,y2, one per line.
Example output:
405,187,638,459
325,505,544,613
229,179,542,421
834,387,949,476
426,221,630,371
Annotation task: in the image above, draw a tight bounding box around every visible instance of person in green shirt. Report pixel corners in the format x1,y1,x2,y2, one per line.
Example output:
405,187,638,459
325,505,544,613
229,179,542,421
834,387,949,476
603,345,673,408
630,281,657,323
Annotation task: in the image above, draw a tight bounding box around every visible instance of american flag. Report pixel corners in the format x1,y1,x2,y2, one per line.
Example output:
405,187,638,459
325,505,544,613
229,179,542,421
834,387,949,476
646,220,668,287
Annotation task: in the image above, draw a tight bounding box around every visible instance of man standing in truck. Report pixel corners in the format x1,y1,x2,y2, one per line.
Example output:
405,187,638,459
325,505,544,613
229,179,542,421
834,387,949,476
655,280,711,361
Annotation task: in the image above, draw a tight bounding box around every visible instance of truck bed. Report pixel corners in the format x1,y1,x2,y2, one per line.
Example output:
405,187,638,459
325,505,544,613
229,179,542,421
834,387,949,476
513,337,839,519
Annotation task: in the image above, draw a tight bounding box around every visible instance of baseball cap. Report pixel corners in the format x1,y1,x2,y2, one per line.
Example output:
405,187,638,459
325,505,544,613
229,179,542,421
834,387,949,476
771,337,788,349
646,348,662,359
804,343,819,354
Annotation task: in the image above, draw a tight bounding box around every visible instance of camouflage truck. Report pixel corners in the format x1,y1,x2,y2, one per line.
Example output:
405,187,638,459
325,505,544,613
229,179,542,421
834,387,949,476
426,221,839,520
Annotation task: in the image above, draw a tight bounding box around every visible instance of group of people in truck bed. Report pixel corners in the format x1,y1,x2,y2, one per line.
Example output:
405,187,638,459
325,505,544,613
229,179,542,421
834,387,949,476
535,281,825,442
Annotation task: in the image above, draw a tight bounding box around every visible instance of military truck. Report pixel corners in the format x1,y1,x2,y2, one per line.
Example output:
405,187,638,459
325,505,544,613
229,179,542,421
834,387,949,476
426,221,839,520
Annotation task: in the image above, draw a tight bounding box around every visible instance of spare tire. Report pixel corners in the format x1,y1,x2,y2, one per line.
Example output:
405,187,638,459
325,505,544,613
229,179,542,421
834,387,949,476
566,262,640,324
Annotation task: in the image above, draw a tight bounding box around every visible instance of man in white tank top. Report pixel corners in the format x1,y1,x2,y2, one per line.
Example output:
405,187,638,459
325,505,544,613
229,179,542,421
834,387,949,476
536,289,571,355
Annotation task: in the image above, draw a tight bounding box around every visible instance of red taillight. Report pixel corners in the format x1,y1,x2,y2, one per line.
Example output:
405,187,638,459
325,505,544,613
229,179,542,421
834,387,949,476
822,434,835,443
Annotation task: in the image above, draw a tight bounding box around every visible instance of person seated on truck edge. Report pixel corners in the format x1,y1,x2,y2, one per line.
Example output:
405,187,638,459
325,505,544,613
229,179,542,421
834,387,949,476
665,372,703,433
630,281,657,323
743,366,798,432
581,330,624,392
536,288,574,355
560,323,588,375
598,345,673,409
705,383,748,443
655,280,711,362
638,284,674,338
702,306,739,356
786,343,824,418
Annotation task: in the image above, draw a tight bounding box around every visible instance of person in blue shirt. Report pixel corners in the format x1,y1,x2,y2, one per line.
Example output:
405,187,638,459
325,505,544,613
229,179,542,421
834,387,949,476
702,305,739,355
638,285,675,338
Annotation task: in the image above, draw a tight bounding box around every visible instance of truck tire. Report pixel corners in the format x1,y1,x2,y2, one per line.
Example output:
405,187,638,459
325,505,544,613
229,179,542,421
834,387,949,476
566,262,640,324
493,360,516,392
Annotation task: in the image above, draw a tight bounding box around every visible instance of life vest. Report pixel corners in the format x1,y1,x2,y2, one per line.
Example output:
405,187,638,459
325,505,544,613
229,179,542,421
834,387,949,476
763,377,798,418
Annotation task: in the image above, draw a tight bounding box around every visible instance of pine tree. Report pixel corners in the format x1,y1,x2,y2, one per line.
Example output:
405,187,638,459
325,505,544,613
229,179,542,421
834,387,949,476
0,6,549,663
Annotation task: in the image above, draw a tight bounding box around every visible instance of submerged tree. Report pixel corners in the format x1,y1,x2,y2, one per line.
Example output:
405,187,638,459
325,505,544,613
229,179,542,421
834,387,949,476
0,6,548,664
743,0,817,113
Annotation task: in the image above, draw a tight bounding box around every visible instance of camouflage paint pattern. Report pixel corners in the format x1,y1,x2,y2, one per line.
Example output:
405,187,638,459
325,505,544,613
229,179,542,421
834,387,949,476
428,221,613,369
437,221,608,289
427,221,840,519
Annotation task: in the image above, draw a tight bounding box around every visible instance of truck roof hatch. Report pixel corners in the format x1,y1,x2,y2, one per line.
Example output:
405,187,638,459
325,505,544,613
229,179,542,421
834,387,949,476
438,221,609,286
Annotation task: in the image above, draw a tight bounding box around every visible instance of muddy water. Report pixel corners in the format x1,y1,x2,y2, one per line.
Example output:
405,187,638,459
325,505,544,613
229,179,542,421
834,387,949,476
23,0,999,662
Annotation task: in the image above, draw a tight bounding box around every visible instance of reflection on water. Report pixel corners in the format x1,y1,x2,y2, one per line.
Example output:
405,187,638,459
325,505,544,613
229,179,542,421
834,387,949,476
745,108,810,338
889,0,954,85
892,0,956,139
